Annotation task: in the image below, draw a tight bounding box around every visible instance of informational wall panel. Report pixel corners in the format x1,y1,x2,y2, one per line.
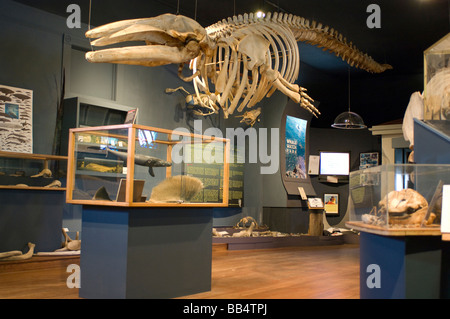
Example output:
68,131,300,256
0,84,33,153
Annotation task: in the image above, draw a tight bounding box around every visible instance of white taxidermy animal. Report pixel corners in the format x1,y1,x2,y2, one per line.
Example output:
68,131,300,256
148,175,204,203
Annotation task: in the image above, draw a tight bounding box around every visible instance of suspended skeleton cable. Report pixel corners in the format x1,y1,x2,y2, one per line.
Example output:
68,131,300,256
348,68,351,112
88,0,94,52
194,0,198,21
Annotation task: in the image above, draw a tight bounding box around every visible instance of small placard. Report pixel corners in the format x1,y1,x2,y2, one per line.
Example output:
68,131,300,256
297,187,307,200
308,155,320,175
124,108,138,124
307,197,324,209
326,175,339,183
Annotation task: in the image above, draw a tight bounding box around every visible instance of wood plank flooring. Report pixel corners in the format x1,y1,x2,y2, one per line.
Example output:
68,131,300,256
0,244,360,299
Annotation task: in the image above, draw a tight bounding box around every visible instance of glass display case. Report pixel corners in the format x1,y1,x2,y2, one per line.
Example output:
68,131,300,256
0,151,67,190
423,33,450,120
66,124,230,207
347,164,450,235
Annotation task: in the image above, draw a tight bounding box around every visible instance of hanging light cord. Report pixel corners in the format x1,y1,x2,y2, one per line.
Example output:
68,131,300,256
348,68,351,113
194,0,198,20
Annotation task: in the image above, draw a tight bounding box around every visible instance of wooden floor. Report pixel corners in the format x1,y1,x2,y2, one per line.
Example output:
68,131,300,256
0,244,360,299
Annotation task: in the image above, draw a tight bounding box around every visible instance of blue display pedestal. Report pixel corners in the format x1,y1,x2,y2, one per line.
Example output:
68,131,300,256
414,119,450,164
359,232,443,299
0,189,64,253
79,206,213,299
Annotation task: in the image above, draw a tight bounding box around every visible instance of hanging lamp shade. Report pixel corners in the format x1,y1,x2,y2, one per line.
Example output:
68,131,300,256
331,111,367,129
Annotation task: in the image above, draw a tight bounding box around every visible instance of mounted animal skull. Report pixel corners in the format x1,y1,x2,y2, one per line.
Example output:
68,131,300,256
86,14,212,67
86,12,392,119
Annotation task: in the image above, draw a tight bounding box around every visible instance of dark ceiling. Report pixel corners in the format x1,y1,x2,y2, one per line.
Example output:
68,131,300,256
11,0,450,127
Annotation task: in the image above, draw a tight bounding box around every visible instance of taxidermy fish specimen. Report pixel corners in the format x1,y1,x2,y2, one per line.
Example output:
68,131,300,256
85,12,391,118
107,148,172,177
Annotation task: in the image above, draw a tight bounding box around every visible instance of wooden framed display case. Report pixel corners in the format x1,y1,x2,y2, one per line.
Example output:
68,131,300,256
66,124,230,207
0,151,67,191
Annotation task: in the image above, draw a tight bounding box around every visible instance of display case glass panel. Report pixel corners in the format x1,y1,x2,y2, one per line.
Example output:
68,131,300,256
423,33,450,120
0,151,67,190
66,124,230,207
347,164,450,235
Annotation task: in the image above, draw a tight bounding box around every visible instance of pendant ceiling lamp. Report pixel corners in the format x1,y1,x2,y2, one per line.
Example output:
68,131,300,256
332,69,367,129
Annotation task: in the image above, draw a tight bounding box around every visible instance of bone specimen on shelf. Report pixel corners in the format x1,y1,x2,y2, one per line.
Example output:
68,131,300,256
44,180,62,188
31,168,52,178
0,243,35,261
85,12,392,119
232,221,256,237
56,228,81,251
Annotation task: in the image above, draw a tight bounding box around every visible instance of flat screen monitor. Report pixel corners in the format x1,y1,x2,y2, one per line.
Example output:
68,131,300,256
319,152,350,177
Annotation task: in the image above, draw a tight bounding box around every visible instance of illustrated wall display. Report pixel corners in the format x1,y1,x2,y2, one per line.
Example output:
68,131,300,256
85,12,392,121
359,152,379,169
324,193,339,215
124,108,138,124
0,84,33,153
285,115,307,179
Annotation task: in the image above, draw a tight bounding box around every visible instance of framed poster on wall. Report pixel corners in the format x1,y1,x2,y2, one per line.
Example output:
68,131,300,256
285,115,308,179
324,193,339,215
0,84,33,153
360,152,379,169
